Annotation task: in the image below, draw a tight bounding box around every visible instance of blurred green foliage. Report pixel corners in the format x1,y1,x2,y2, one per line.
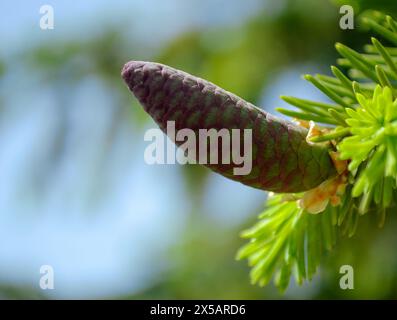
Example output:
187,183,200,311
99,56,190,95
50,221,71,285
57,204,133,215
333,0,397,15
157,0,340,104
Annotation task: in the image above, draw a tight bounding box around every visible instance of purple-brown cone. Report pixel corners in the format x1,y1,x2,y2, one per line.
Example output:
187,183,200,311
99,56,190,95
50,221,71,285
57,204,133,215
122,61,336,193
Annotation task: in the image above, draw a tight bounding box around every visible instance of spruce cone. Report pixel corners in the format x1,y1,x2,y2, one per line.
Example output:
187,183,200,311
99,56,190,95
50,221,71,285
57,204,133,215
122,61,336,193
